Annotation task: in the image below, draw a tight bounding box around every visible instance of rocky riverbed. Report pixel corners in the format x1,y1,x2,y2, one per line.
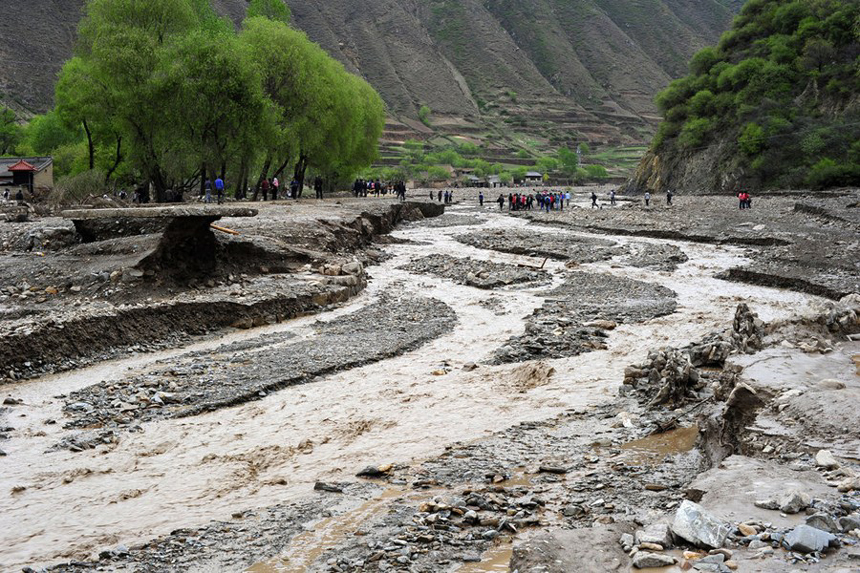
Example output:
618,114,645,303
2,190,859,573
401,254,551,290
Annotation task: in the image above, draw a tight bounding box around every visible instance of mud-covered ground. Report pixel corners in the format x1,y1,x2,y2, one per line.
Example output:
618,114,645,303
519,191,860,300
2,189,859,573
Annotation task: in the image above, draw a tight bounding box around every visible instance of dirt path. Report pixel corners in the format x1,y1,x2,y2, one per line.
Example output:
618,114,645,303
0,201,834,571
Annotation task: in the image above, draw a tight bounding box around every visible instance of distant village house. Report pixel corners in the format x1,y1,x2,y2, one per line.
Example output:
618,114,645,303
0,157,54,196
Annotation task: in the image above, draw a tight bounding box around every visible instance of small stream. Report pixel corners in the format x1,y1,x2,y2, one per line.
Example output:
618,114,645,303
0,202,829,571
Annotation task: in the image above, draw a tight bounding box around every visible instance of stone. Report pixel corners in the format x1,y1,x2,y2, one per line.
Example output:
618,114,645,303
724,560,738,570
818,379,845,390
639,542,664,551
636,523,673,548
314,482,344,493
839,514,860,532
0,449,6,456
737,523,757,537
748,539,768,550
672,500,731,549
633,551,676,568
342,262,363,275
837,476,859,492
805,513,839,533
814,449,839,469
356,464,392,478
583,320,618,330
778,491,812,514
783,524,836,553
619,533,635,550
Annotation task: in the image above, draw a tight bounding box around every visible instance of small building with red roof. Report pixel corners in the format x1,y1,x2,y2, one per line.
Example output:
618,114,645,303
0,156,53,196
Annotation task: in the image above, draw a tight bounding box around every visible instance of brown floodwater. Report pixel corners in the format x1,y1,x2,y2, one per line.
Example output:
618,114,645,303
0,205,830,571
619,425,701,465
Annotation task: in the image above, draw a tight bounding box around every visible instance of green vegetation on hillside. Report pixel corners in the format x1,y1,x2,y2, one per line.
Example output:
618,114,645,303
652,0,860,189
364,140,611,186
9,0,384,201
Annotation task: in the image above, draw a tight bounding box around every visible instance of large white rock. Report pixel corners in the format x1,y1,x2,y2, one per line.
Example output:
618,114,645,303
815,449,839,469
671,500,730,549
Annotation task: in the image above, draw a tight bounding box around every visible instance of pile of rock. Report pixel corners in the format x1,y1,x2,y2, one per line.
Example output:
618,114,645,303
622,304,763,406
625,496,859,570
324,488,544,571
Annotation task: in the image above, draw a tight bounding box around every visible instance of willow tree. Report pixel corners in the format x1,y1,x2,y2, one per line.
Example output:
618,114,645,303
67,0,201,199
154,27,267,192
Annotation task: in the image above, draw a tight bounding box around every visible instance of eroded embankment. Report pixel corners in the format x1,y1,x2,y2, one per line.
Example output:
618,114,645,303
0,201,442,384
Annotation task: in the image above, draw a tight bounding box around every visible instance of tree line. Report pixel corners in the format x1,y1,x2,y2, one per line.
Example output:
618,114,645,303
4,0,386,202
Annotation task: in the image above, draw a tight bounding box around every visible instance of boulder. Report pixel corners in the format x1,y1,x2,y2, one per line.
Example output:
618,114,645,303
814,449,839,469
671,501,730,549
636,523,673,548
778,490,812,514
805,513,839,534
783,524,836,553
632,551,676,568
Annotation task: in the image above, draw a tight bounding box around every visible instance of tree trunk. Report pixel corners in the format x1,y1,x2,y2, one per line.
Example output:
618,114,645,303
104,135,122,184
82,119,95,170
234,157,248,199
293,153,308,198
200,162,207,197
252,155,272,201
272,155,291,180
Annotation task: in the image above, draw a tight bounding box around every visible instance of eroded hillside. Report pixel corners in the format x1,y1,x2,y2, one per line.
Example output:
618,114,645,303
1,0,738,146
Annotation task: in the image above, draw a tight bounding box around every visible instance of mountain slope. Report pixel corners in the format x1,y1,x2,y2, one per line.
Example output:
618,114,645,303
624,0,860,193
0,0,739,147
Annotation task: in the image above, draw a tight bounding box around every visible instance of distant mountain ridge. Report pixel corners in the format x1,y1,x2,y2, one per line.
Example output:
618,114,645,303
1,0,741,147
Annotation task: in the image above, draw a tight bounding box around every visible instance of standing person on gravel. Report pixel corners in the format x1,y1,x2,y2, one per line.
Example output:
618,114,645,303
479,191,484,206
591,191,598,209
645,191,651,207
204,178,212,204
610,190,616,206
272,177,279,200
261,177,269,201
497,194,505,209
314,175,324,200
438,189,443,202
666,189,673,206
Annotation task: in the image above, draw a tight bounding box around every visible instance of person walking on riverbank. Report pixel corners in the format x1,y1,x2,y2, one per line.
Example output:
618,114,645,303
645,191,651,207
497,194,505,209
591,191,598,209
667,189,673,205
214,177,225,204
261,177,269,201
479,191,484,206
204,178,212,204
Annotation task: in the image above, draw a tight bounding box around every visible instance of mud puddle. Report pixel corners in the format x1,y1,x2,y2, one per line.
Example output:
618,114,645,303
618,425,700,464
0,204,834,571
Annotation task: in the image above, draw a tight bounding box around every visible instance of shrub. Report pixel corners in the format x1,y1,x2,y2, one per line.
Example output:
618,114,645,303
50,169,106,205
418,105,432,126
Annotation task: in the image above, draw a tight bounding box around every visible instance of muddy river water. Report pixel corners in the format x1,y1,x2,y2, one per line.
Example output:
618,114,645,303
0,203,830,571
